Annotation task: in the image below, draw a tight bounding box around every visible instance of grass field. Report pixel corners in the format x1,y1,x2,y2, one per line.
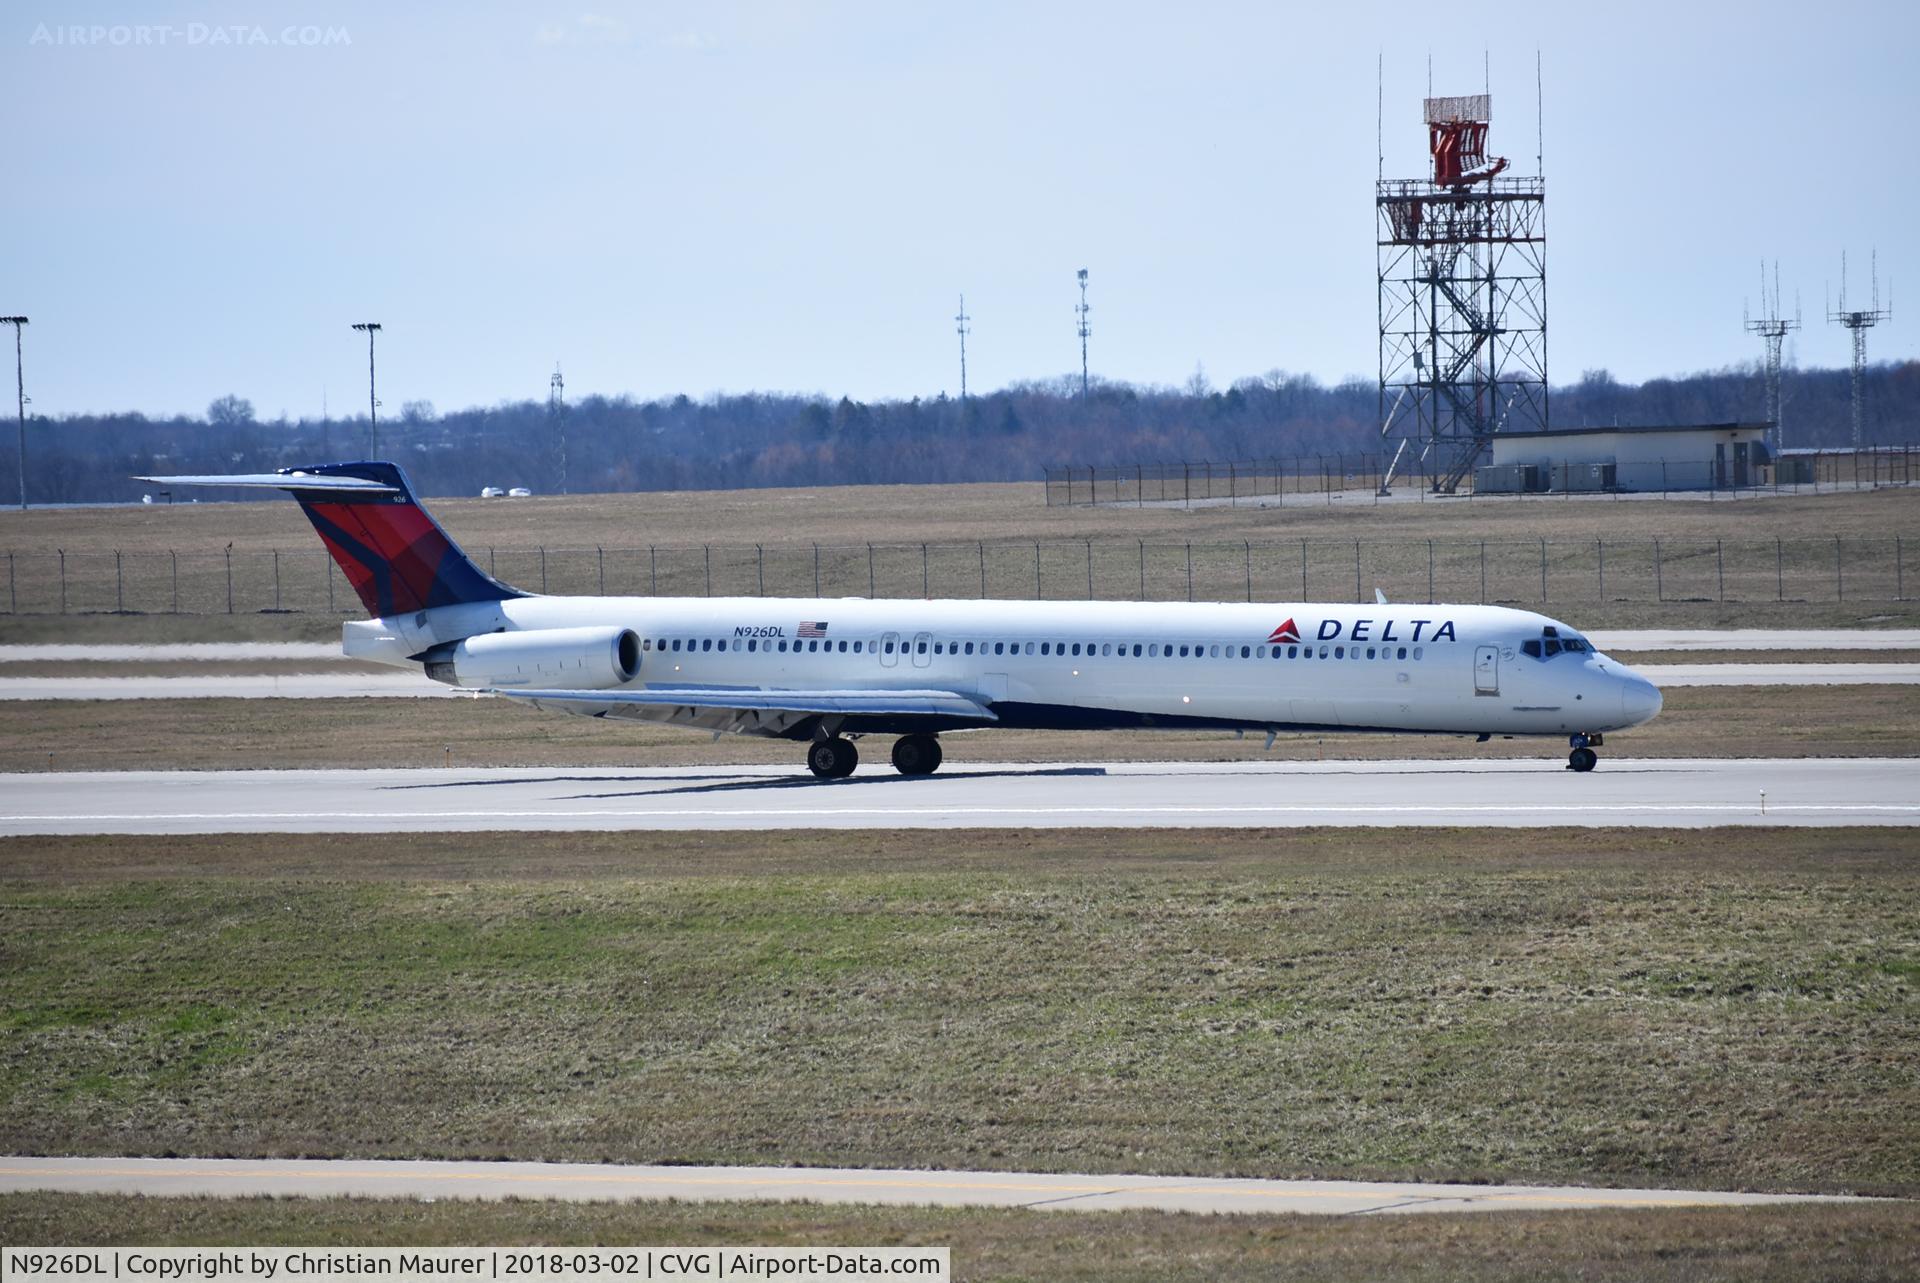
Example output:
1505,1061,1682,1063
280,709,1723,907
2,483,1917,627
4,828,1915,1198
11,481,1918,551
0,683,1913,771
2,1194,1916,1283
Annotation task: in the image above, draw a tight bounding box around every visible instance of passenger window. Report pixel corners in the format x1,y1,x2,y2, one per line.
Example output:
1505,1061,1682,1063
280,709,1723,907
746,640,756,652
1040,642,1050,656
1101,643,1111,656
1132,644,1143,657
1024,642,1035,655
964,641,974,655
917,641,927,655
670,640,681,652
1177,645,1188,657
1069,643,1079,656
1208,644,1219,658
1366,647,1376,659
1334,646,1344,659
852,641,861,653
1397,647,1406,659
1288,646,1298,658
1412,646,1423,660
993,642,1004,655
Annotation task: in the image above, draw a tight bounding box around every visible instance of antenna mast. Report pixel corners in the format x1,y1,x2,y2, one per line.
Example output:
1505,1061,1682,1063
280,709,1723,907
1743,260,1800,454
1828,250,1892,449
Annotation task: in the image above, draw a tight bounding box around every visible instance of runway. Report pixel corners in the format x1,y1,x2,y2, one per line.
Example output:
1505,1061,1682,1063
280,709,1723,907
2,759,1914,834
0,1155,1870,1218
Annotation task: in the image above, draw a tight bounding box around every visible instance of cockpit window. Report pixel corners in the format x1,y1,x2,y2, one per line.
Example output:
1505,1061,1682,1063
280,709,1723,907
1527,628,1590,660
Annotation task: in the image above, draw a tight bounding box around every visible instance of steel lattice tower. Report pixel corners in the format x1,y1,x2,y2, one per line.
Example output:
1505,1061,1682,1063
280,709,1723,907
1378,91,1546,493
1827,252,1891,449
1744,261,1799,454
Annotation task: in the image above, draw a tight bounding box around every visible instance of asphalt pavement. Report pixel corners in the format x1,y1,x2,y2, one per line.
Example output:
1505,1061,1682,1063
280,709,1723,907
2,759,1913,834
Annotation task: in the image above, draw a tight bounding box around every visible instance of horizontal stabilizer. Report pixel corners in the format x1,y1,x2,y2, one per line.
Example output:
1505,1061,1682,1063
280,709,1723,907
135,472,401,494
493,686,998,720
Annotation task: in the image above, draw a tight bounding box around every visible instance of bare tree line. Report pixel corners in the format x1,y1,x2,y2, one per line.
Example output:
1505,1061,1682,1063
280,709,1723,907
1,361,1914,504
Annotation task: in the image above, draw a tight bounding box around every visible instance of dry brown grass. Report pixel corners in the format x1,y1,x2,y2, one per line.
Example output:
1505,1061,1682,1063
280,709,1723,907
2,1194,1916,1282
3,485,1917,627
0,683,1912,772
9,482,1917,551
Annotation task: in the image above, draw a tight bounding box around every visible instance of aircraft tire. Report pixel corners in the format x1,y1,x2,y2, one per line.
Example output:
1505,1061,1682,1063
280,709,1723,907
809,737,858,779
891,734,943,776
1568,746,1598,773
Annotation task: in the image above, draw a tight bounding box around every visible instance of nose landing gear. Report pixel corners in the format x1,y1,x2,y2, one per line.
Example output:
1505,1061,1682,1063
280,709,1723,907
1567,732,1603,773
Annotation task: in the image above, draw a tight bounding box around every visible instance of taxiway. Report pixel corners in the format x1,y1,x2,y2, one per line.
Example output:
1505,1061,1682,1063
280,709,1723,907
2,758,1913,834
0,1155,1872,1218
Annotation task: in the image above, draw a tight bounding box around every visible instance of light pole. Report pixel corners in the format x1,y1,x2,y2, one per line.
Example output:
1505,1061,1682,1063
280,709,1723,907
2,317,27,510
351,322,382,457
1075,270,1091,398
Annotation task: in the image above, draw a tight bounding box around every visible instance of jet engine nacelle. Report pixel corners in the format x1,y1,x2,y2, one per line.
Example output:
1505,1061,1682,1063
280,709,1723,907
424,626,641,690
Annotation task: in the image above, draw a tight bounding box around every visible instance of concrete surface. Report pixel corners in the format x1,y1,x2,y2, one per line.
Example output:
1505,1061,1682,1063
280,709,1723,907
2,759,1913,835
0,1155,1873,1217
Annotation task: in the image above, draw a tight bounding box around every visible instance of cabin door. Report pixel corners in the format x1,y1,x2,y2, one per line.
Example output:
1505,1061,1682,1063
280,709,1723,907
910,631,933,668
879,631,901,668
1473,645,1500,696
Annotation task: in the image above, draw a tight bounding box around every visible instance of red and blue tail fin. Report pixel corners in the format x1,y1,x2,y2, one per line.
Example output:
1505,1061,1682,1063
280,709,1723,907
135,461,524,617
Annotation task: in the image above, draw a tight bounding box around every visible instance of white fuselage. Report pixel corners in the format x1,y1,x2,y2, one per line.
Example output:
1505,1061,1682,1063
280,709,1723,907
348,594,1663,740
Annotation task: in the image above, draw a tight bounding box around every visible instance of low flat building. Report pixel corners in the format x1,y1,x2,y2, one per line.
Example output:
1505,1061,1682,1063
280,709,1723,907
1476,423,1774,493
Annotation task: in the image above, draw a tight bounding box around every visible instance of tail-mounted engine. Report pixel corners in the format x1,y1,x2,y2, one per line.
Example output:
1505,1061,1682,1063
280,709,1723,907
423,626,641,690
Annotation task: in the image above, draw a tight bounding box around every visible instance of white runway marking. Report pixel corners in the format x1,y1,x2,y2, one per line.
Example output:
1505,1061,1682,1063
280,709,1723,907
0,1155,1873,1218
2,760,1914,833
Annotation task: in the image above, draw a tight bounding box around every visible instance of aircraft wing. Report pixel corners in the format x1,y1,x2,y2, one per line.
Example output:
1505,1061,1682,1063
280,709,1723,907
490,685,997,736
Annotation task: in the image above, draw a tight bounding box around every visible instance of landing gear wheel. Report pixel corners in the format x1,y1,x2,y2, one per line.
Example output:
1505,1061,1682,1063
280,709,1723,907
1568,746,1598,773
891,734,943,776
807,737,859,779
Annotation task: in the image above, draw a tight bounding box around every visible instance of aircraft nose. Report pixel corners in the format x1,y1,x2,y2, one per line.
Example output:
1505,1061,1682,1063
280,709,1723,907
1619,673,1663,727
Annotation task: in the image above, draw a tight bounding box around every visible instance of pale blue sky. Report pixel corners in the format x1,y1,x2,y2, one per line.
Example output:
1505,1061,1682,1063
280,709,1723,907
8,0,1915,419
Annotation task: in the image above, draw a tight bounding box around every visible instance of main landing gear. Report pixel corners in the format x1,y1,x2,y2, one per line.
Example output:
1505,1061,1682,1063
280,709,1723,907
805,733,943,779
890,733,943,776
807,737,858,779
1567,732,1603,773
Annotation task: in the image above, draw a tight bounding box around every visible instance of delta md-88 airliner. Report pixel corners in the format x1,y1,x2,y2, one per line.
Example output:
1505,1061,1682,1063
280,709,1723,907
142,462,1664,778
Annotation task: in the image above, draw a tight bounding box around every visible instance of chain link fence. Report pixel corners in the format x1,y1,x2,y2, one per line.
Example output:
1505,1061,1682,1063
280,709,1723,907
1044,446,1920,507
4,535,1913,615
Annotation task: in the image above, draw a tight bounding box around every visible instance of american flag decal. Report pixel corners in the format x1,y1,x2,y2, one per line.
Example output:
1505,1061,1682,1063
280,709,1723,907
798,621,829,637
